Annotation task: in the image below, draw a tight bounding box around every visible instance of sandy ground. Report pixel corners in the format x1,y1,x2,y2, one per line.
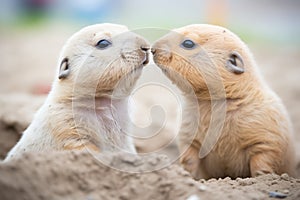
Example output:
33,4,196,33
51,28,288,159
1,151,300,200
0,27,300,199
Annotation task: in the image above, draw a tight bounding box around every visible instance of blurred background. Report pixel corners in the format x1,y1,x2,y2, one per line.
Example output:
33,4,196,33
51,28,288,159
0,0,299,172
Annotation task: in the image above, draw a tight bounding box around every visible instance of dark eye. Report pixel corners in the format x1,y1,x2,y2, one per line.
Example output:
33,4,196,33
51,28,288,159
96,39,112,49
181,39,196,49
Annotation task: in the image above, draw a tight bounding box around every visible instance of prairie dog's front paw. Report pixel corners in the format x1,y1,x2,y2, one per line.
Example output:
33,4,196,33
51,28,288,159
180,147,201,180
250,153,275,177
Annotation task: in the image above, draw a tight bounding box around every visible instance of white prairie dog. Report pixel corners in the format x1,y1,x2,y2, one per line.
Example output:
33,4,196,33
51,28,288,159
5,23,149,161
152,24,296,179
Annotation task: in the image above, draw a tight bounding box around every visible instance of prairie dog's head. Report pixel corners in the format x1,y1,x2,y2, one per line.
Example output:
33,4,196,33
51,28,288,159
152,24,258,99
54,23,149,98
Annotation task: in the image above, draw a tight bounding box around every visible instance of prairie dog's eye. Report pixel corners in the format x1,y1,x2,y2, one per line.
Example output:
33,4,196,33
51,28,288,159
96,39,112,49
181,39,196,49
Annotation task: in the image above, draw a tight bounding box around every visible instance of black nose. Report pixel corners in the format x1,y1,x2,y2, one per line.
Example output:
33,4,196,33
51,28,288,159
151,48,156,55
141,46,150,52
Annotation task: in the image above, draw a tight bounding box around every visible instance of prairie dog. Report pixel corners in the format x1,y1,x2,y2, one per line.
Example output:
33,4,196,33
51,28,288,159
5,23,149,161
152,24,296,179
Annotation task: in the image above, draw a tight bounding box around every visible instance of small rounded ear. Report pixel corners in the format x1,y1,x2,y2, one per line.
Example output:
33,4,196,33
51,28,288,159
58,58,70,79
225,51,245,74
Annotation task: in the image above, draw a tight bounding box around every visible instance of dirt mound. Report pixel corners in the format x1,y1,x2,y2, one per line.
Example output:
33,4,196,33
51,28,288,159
0,151,299,200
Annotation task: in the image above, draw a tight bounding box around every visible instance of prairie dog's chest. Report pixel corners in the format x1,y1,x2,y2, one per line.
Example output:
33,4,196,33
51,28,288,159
196,101,250,176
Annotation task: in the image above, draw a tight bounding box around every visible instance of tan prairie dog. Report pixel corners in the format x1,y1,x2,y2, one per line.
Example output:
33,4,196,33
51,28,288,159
5,23,149,161
152,24,296,179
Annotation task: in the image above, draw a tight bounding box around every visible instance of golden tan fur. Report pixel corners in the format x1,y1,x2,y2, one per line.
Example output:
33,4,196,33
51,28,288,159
152,24,296,179
5,23,149,161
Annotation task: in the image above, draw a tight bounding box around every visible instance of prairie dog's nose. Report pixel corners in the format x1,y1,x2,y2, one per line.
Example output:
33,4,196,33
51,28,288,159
151,43,172,59
141,46,150,52
151,48,156,55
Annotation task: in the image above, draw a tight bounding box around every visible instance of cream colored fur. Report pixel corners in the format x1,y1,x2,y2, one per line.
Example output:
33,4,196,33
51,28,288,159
152,24,296,179
5,23,149,161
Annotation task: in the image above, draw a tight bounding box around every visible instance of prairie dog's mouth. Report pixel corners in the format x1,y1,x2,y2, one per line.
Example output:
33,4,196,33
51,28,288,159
141,45,150,66
142,52,149,65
